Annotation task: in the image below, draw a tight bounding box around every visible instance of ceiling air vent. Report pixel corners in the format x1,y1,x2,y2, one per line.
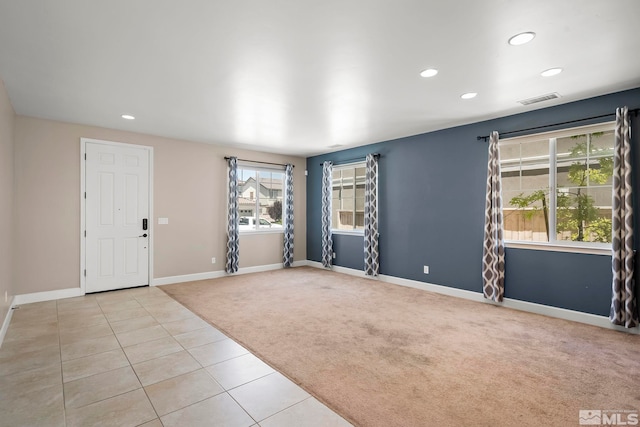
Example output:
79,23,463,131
327,144,343,148
518,92,561,106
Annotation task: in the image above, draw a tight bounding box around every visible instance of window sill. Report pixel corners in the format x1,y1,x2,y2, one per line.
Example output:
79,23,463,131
332,230,364,236
239,229,284,235
505,240,611,256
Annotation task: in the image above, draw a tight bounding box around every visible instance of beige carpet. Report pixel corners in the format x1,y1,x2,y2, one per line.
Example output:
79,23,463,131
160,267,640,427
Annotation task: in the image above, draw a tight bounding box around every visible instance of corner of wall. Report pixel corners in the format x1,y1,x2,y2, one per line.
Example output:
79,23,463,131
0,295,15,349
0,76,16,329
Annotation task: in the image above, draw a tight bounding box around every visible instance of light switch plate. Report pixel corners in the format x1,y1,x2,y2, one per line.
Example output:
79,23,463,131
158,218,169,225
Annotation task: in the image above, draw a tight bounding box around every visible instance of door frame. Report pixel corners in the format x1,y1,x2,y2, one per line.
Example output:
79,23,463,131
80,137,155,294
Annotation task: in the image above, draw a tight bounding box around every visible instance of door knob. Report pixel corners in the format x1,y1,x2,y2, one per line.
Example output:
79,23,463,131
139,233,148,238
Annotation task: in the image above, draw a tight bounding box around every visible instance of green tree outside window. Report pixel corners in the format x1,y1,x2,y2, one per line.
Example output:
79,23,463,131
509,133,612,243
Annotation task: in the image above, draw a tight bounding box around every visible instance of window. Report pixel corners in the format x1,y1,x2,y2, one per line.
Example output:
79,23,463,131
500,122,614,248
332,162,366,232
237,164,284,232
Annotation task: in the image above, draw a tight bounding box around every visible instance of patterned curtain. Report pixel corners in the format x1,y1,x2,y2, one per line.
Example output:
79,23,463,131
610,106,637,328
283,164,294,268
321,161,333,268
225,157,239,274
482,131,505,302
364,154,379,276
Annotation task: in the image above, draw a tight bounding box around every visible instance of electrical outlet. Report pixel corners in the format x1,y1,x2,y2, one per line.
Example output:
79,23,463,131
423,265,429,274
211,257,216,264
332,252,336,259
4,291,7,303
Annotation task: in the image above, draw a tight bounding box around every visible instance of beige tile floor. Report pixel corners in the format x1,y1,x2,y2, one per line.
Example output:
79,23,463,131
0,285,352,427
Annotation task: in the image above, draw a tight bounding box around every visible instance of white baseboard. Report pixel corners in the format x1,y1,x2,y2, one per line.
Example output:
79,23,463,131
0,260,309,348
0,296,15,349
153,260,309,286
152,271,227,286
236,263,292,275
7,261,309,307
305,261,640,334
13,287,84,306
2,287,84,348
8,261,634,335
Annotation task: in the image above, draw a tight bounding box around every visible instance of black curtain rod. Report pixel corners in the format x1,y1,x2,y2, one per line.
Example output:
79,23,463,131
224,157,294,168
319,153,380,166
476,108,639,142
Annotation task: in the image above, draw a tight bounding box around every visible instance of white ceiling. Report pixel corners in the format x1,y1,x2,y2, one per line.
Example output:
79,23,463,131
0,1,638,157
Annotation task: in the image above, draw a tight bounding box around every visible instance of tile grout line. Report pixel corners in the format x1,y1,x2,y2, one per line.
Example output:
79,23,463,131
2,290,333,427
64,384,150,414
226,390,260,425
257,395,315,425
34,289,324,426
62,292,167,425
62,295,140,416
133,291,225,424
153,386,228,421
66,295,135,405
141,295,316,423
56,299,68,427
136,292,228,411
136,293,257,423
221,370,277,393
222,371,312,425
114,294,162,424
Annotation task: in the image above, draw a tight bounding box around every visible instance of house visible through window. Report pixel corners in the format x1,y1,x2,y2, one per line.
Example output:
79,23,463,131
237,164,284,232
332,162,366,232
500,122,614,247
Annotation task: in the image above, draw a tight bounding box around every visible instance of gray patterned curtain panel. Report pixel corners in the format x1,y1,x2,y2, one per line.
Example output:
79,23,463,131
226,157,239,274
482,131,505,302
364,154,379,276
321,161,333,268
610,106,637,328
283,164,294,268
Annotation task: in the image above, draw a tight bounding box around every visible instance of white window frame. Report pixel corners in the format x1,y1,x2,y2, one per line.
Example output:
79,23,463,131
331,161,366,236
500,121,615,255
237,162,285,235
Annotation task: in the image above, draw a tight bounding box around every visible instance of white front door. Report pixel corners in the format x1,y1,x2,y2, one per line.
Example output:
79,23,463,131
85,142,150,293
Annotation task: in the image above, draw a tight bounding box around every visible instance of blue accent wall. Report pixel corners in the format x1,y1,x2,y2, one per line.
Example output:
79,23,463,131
306,88,640,316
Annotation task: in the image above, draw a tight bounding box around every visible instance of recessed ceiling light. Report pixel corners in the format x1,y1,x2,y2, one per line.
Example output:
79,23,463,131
121,114,135,120
508,32,536,46
420,68,438,78
541,67,563,77
461,92,477,99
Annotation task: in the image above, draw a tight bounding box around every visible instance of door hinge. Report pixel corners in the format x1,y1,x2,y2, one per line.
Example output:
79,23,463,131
84,230,86,237
84,192,86,199
84,269,86,277
84,153,87,160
